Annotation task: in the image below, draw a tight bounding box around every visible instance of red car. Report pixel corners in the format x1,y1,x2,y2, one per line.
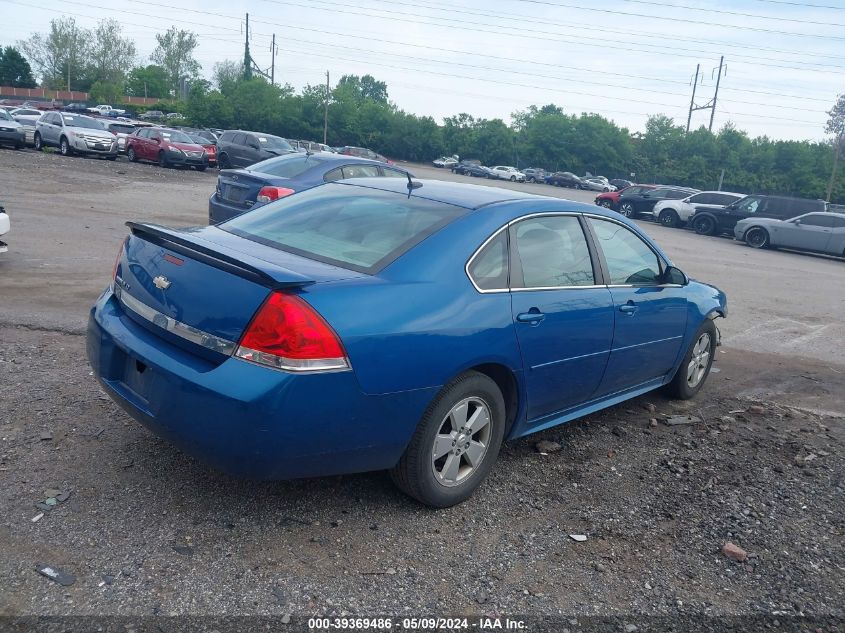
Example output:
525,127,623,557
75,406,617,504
126,127,209,171
595,184,656,210
184,132,217,167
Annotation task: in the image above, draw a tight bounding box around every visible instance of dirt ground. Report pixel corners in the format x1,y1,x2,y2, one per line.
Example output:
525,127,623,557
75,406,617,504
0,149,844,629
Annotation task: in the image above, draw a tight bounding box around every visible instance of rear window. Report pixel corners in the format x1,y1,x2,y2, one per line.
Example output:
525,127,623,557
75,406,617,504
253,155,326,178
221,184,467,273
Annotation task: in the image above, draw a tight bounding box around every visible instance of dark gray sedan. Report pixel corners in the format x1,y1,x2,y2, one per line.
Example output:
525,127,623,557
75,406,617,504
734,212,845,257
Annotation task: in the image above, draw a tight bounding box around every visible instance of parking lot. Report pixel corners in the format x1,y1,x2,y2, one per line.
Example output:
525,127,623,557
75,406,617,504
1,149,844,623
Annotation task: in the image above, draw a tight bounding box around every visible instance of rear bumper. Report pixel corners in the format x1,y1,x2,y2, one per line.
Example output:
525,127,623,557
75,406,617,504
208,192,253,224
87,289,430,480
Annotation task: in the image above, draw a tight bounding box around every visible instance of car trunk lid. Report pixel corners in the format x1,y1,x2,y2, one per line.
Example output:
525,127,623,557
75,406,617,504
215,169,284,209
114,223,362,358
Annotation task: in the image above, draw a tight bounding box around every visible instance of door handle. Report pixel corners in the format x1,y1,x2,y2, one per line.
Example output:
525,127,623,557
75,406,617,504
619,302,638,315
516,310,545,324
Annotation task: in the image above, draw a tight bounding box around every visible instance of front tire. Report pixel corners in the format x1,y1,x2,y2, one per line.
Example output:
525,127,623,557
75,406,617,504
599,199,613,209
510,175,516,182
620,202,635,218
666,320,717,400
693,215,716,236
59,136,72,156
390,371,506,508
659,209,680,228
158,151,169,168
33,132,43,151
218,152,231,169
195,165,207,172
127,147,137,162
744,226,769,249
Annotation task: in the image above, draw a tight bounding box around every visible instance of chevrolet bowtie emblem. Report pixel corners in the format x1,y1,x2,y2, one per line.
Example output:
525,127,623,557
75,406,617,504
153,275,171,290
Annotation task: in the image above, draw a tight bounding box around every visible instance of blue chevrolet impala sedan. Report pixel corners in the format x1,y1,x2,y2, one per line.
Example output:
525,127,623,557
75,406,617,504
87,179,727,507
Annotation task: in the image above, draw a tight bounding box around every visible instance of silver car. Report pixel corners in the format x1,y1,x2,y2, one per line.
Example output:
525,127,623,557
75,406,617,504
734,212,845,257
581,178,616,192
0,108,26,149
34,112,117,159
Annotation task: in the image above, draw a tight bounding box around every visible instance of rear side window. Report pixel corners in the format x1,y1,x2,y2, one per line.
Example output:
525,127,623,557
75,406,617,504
231,133,246,145
713,193,741,205
342,165,380,178
218,131,234,142
221,184,468,273
511,216,595,288
666,190,689,199
589,218,662,285
468,230,508,291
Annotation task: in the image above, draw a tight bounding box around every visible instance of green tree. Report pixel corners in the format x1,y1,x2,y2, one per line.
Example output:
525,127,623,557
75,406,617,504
18,17,92,90
213,59,243,94
89,80,123,103
825,94,845,202
124,65,168,99
0,46,36,87
89,19,135,85
150,27,200,97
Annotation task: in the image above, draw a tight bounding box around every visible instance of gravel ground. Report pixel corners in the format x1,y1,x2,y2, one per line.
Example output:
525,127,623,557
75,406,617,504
1,149,844,629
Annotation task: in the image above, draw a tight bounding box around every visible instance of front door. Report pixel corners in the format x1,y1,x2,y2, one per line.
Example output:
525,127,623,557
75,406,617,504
508,214,615,420
775,214,834,252
586,217,688,396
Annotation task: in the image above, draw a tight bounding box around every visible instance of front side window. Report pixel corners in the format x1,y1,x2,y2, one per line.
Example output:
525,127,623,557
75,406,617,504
736,196,763,214
713,193,741,205
511,216,595,289
799,214,836,228
589,218,662,285
467,230,508,291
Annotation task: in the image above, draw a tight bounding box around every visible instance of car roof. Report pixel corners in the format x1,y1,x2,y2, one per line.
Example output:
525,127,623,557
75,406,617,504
334,178,557,210
255,152,404,168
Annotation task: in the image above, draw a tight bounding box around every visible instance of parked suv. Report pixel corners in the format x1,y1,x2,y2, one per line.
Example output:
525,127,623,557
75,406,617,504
217,131,295,168
126,127,208,170
617,186,699,218
690,195,828,236
522,168,547,183
652,191,745,228
34,112,117,159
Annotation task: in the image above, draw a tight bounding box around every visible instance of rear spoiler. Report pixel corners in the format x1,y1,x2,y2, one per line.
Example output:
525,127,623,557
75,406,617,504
126,222,314,290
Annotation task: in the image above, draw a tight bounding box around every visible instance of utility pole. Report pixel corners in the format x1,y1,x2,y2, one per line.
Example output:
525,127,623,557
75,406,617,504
686,56,725,133
323,70,329,144
67,58,70,92
686,64,699,134
709,55,724,132
243,13,253,80
270,34,276,85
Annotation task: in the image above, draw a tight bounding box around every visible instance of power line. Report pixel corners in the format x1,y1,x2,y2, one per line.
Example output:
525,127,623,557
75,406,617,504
615,0,845,27
507,0,845,39
261,0,845,72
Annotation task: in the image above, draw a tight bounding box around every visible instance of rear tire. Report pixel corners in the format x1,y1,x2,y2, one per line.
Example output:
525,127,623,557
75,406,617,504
666,319,717,400
659,209,680,228
599,199,613,209
744,226,769,249
692,215,716,236
390,371,505,508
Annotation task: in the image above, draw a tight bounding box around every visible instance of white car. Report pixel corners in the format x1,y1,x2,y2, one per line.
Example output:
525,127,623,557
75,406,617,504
652,191,745,228
489,166,526,182
0,205,9,254
87,105,126,116
433,156,458,168
581,178,616,192
10,107,44,124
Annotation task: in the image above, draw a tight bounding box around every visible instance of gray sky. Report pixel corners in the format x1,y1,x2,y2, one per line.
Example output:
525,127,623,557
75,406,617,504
4,0,843,141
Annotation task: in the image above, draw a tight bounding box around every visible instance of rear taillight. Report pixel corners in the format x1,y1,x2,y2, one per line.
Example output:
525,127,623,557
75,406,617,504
235,292,349,372
256,186,295,204
110,237,128,290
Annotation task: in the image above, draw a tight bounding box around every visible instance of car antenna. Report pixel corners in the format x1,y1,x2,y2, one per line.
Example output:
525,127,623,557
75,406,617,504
406,172,422,196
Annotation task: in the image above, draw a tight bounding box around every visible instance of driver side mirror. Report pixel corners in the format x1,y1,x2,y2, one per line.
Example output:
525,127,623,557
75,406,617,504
793,218,802,225
249,141,260,150
662,265,688,286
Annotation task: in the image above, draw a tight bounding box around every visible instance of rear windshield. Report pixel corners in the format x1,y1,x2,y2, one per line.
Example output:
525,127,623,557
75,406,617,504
252,154,327,178
221,183,467,273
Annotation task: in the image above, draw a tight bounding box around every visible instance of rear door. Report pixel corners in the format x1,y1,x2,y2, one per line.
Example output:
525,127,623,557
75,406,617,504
587,216,687,396
508,214,615,419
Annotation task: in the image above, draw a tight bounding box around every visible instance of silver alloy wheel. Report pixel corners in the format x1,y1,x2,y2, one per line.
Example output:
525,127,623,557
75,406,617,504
687,332,711,388
600,200,613,208
60,138,69,155
621,202,634,217
431,396,492,488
